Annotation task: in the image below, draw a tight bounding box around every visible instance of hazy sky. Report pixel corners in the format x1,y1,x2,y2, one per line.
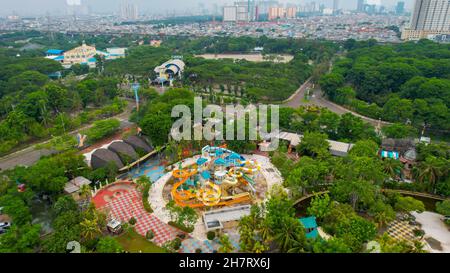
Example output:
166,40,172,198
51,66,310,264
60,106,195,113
1,0,415,16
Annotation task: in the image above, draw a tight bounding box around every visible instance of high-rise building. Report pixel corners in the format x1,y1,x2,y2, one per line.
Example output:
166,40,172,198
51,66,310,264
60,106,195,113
395,1,405,15
357,0,366,12
66,0,89,16
223,6,238,22
268,6,296,20
333,0,339,14
256,0,279,15
402,0,450,40
235,2,250,22
223,1,260,22
120,1,139,21
286,7,297,18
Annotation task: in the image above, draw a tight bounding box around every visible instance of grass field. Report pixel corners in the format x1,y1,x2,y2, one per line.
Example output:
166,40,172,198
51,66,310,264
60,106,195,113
115,229,166,253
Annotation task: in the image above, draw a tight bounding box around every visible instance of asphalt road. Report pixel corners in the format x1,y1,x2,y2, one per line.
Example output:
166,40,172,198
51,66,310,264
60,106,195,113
283,80,391,128
0,101,135,171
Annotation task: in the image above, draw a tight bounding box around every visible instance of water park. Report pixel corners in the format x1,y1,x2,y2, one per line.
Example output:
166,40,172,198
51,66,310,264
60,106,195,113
167,145,265,208
87,142,278,252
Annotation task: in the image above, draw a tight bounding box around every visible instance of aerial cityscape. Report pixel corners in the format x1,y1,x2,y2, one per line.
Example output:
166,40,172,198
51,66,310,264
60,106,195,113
0,0,449,261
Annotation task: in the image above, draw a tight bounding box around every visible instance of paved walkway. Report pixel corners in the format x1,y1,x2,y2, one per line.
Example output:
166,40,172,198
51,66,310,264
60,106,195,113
96,184,180,246
179,232,241,253
249,154,284,193
412,211,450,253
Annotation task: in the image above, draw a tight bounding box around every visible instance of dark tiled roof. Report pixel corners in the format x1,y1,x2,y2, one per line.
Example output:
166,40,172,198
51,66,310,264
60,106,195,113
381,138,415,154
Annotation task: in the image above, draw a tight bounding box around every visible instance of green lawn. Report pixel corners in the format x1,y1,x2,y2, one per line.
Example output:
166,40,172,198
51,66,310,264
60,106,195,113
115,229,166,253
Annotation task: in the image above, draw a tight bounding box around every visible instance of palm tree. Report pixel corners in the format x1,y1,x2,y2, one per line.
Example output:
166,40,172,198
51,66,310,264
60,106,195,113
382,158,403,179
287,238,307,253
258,220,273,243
413,156,446,192
373,210,392,228
218,234,234,253
274,218,304,252
80,218,101,241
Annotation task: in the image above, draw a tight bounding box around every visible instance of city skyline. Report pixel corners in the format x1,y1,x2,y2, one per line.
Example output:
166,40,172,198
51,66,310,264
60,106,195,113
0,0,415,16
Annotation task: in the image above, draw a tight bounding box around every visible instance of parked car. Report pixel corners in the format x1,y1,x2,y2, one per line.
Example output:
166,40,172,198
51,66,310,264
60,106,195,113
0,222,11,229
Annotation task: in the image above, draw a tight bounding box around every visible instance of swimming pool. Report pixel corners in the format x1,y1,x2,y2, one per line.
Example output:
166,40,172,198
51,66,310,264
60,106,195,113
129,158,167,183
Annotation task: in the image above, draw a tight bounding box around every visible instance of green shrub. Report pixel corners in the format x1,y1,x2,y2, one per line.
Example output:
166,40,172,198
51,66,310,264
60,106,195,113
394,196,425,213
146,229,154,240
168,221,194,233
436,200,450,216
83,118,120,143
129,217,137,225
413,229,425,238
207,231,216,240
173,238,182,250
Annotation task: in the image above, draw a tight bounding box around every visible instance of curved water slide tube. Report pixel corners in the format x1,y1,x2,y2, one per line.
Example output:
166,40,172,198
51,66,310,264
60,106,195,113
233,160,261,175
171,169,198,204
239,176,256,194
202,145,237,157
223,175,239,186
172,172,251,208
196,181,222,206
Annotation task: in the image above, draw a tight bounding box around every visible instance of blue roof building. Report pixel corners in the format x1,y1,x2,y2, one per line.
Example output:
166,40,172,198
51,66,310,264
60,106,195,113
299,216,319,239
46,49,65,55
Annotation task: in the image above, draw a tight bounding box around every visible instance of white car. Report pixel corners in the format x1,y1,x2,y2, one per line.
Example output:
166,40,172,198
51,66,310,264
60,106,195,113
0,222,11,229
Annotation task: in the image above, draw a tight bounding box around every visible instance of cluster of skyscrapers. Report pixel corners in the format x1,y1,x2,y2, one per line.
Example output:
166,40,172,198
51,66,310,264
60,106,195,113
223,0,412,23
223,0,341,22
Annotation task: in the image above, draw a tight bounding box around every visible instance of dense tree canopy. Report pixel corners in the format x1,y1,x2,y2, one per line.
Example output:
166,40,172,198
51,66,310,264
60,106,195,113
320,39,450,136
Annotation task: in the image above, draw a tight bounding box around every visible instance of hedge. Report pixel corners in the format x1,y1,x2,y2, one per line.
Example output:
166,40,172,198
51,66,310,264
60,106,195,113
168,221,194,233
142,183,153,213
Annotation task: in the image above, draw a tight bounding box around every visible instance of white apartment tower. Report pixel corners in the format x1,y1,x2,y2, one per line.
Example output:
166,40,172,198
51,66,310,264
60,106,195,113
402,0,450,40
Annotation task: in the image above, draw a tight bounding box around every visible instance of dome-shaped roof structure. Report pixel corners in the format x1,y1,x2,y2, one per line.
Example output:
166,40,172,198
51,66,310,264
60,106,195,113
108,141,139,162
91,148,124,170
124,135,153,154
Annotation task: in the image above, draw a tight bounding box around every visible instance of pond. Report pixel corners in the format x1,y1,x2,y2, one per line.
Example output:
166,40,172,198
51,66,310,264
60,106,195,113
30,197,53,235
